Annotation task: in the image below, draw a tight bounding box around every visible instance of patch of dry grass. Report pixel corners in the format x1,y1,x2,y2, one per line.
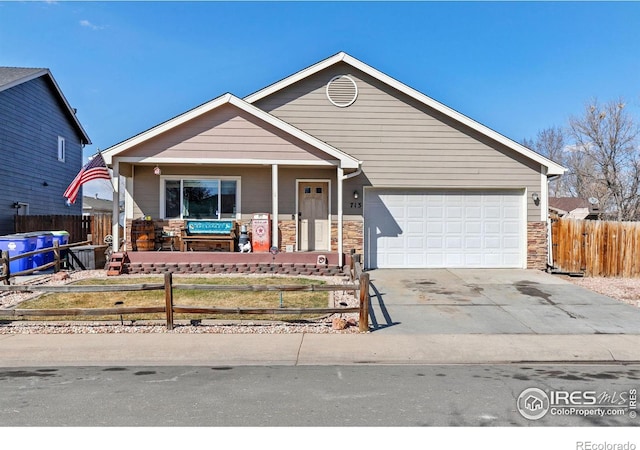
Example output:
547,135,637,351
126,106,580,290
9,276,330,322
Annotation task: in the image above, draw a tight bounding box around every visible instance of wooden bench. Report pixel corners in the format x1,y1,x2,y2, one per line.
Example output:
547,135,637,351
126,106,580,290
180,220,238,252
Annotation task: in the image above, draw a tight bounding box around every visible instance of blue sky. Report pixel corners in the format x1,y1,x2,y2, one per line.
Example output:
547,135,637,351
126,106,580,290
1,1,640,198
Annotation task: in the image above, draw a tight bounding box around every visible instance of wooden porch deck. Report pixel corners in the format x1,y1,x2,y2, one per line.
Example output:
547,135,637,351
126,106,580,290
119,251,352,277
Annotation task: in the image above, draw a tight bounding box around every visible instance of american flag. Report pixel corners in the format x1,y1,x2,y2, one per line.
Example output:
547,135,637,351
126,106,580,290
63,151,111,204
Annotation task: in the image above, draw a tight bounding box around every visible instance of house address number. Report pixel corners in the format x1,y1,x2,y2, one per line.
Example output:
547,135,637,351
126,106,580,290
350,202,362,209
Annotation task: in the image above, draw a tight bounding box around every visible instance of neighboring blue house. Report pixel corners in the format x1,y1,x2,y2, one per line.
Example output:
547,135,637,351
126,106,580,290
0,67,91,235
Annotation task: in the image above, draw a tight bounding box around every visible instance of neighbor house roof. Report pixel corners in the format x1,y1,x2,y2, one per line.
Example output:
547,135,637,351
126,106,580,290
83,195,113,213
244,51,567,176
549,197,600,220
0,67,91,145
548,197,591,213
102,93,362,170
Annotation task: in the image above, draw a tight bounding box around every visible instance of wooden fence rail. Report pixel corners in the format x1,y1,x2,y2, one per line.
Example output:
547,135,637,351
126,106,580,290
551,218,640,277
0,240,92,284
0,272,371,332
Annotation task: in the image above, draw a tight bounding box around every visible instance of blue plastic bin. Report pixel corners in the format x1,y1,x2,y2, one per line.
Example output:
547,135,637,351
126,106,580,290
24,232,54,268
50,231,70,262
0,234,37,274
51,231,70,248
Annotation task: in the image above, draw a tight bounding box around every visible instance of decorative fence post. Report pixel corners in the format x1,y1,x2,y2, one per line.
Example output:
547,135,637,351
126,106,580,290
53,241,60,273
358,272,370,332
1,250,10,285
164,272,174,330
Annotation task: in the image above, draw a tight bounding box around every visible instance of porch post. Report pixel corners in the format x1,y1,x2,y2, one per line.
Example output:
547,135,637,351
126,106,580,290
111,159,120,252
337,167,344,267
272,164,279,249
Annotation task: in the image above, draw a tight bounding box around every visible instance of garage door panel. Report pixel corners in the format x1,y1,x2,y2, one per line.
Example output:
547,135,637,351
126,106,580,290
446,237,463,248
465,254,482,266
485,222,501,233
407,221,424,234
465,237,482,248
407,237,425,248
484,237,501,249
427,222,443,233
503,220,521,233
427,254,445,266
445,254,463,266
446,207,463,218
484,207,501,219
365,189,524,269
446,222,463,234
427,207,444,218
503,237,520,248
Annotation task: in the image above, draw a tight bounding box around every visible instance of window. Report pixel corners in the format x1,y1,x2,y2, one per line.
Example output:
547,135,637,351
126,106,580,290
57,136,65,162
162,177,240,220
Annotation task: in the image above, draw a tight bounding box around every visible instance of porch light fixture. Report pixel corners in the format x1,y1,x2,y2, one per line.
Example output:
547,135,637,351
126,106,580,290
153,165,161,176
353,190,359,199
531,192,540,205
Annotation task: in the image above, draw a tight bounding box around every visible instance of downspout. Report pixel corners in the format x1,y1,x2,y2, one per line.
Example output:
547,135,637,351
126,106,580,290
546,173,561,270
338,163,363,268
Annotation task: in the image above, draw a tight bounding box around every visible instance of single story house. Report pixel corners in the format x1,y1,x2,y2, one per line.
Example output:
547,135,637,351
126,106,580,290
102,52,566,270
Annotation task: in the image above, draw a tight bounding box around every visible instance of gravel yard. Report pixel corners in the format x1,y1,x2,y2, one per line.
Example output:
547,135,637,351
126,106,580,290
3,269,639,335
0,270,362,334
562,275,640,308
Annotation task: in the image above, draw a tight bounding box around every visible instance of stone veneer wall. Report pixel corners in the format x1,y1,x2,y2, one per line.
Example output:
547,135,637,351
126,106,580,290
527,221,548,270
334,220,363,256
278,219,363,255
278,220,296,251
125,262,349,276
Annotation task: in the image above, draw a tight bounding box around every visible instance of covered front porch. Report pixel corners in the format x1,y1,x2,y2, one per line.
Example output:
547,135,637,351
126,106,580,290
102,94,364,269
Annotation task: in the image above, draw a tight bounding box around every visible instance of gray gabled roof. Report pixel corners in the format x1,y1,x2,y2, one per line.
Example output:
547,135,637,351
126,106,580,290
0,66,91,145
0,67,47,89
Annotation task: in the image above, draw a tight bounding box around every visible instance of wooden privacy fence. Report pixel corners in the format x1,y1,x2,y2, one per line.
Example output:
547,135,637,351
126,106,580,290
551,218,640,277
15,214,112,245
0,272,371,332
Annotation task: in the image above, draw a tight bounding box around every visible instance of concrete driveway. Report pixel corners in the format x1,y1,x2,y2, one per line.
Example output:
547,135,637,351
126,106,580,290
366,269,640,334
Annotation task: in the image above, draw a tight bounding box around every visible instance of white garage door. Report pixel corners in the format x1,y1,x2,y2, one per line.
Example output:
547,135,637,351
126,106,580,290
364,190,525,269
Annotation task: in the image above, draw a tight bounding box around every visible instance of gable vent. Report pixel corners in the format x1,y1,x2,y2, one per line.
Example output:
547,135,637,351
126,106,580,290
326,75,358,107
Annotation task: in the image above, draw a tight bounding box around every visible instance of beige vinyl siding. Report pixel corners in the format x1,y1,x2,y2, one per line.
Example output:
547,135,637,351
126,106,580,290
119,104,333,163
254,62,543,222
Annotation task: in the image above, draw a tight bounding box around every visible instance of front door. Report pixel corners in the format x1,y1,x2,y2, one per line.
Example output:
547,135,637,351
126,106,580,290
298,182,329,251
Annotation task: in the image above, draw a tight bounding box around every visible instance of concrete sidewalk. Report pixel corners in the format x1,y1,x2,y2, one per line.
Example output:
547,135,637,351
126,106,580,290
2,332,640,367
